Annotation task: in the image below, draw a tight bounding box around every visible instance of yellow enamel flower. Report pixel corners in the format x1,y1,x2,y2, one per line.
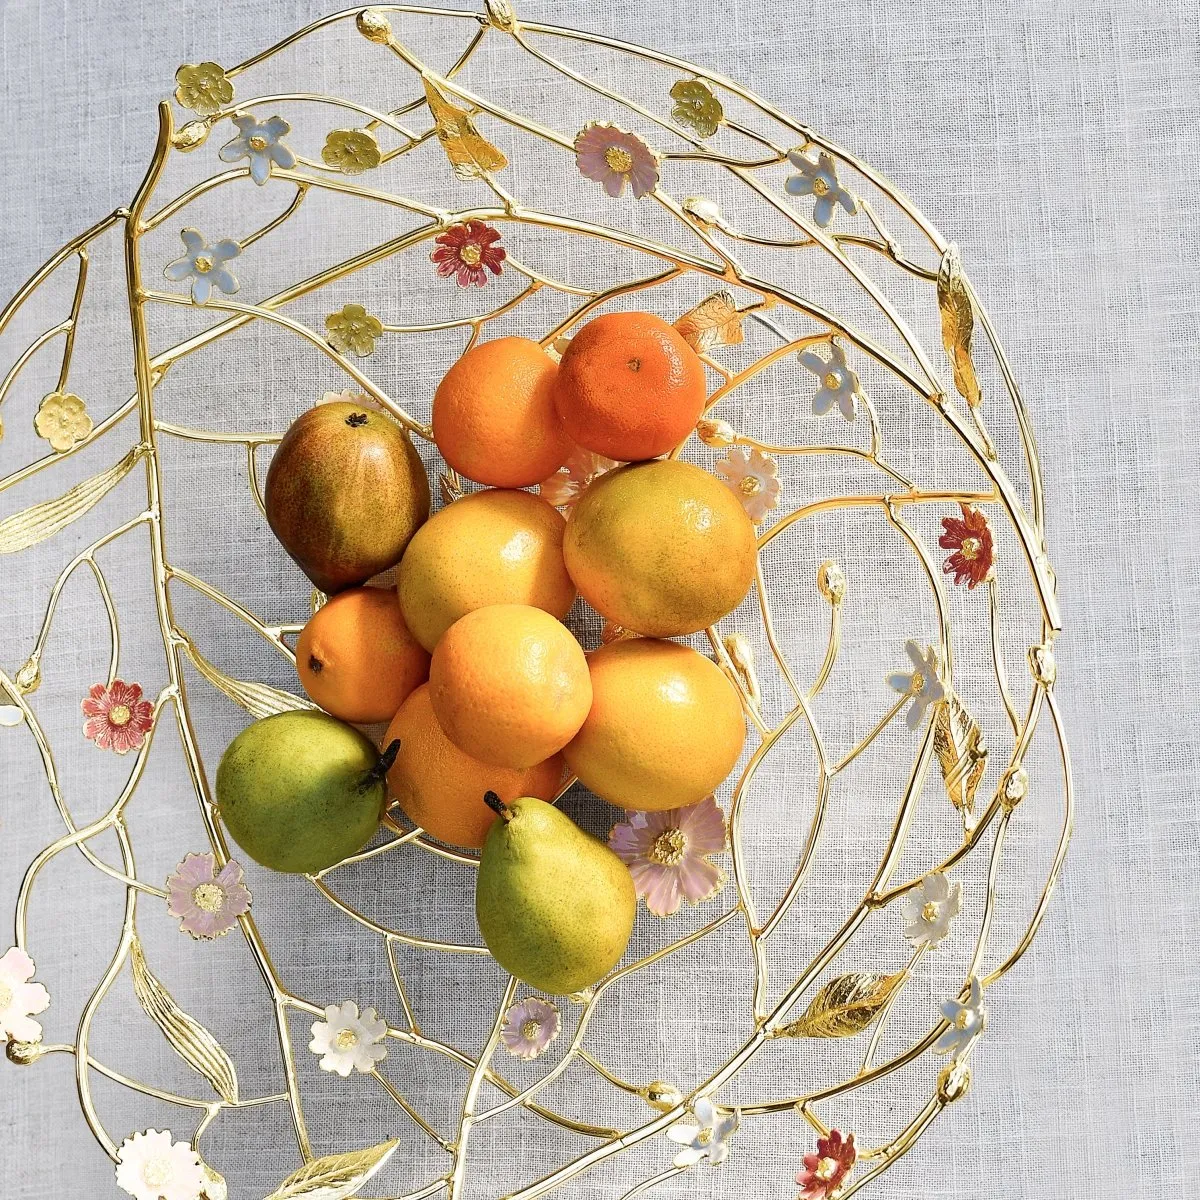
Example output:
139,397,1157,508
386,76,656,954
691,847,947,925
34,391,92,453
322,129,382,175
325,304,384,357
670,79,723,138
174,62,233,118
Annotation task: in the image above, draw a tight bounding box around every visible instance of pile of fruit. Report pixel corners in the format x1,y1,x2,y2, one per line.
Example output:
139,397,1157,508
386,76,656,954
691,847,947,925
216,311,757,995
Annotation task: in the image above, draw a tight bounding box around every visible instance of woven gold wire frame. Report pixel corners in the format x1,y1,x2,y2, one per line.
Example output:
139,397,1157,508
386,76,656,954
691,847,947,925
0,4,1071,1198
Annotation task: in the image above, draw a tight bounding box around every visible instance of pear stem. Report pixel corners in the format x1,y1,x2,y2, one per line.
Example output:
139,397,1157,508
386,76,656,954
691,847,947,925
483,790,513,822
362,739,401,790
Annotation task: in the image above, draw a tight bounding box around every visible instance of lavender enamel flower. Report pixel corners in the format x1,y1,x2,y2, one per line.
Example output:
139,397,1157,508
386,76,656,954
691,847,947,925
887,640,946,730
785,148,857,226
166,853,251,940
499,996,561,1060
799,341,861,421
219,113,296,185
164,229,241,305
609,797,726,918
935,975,986,1059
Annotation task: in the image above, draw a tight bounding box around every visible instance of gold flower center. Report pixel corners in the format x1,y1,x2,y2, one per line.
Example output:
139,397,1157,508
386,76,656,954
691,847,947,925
108,704,132,727
0,982,12,1009
649,828,687,866
695,1126,713,1146
142,1158,171,1188
815,1156,839,1181
960,537,981,560
248,135,268,151
520,1019,541,1041
812,176,830,197
824,372,842,391
192,883,226,914
192,255,214,274
604,146,634,174
922,901,939,923
459,243,483,266
909,671,925,695
739,475,763,496
955,1010,971,1029
334,1028,360,1050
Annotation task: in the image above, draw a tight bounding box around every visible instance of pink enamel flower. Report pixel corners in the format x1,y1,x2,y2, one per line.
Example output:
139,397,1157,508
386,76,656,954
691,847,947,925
499,996,561,1060
609,796,727,918
0,947,50,1044
431,220,506,287
714,446,782,523
82,680,153,754
538,444,619,508
166,853,252,939
575,122,660,199
797,1129,856,1199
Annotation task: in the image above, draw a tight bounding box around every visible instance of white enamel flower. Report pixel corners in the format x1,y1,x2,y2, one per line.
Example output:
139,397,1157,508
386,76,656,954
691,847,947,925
935,976,986,1059
887,640,946,730
799,341,862,421
713,446,782,523
666,1097,739,1167
309,1001,388,1076
164,229,241,305
115,1130,206,1200
785,148,857,226
0,947,50,1044
219,113,296,185
900,872,962,949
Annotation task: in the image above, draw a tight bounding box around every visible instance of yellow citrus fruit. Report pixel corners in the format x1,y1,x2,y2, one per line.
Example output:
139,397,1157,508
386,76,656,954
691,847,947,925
384,684,564,849
563,638,746,811
563,459,756,637
433,337,571,488
396,489,576,652
429,604,592,769
296,586,429,723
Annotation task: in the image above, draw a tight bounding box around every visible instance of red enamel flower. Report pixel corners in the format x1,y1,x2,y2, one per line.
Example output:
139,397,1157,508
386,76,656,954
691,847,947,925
939,503,994,588
796,1130,856,1200
431,221,506,287
81,680,153,754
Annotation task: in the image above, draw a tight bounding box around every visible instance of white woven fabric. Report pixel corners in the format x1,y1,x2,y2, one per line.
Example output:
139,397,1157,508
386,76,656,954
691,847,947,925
1,2,1198,1199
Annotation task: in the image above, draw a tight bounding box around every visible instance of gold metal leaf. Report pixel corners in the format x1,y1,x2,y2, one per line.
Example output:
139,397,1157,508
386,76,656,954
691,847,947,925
936,244,982,409
130,936,239,1103
263,1139,401,1200
775,971,906,1038
0,446,142,556
438,471,464,505
722,633,761,709
422,77,508,181
185,640,316,720
933,692,988,813
674,290,745,353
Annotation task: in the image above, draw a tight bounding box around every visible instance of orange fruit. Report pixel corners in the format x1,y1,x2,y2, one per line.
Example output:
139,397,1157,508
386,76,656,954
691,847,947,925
384,684,563,848
429,604,592,769
564,459,756,637
433,337,571,488
397,489,576,652
295,586,429,723
564,638,745,811
553,311,707,461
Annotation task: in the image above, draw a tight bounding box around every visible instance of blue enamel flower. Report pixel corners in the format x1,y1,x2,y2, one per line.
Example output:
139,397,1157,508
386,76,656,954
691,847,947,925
934,976,986,1059
164,229,241,304
887,640,946,731
219,113,296,185
799,341,861,421
785,149,857,227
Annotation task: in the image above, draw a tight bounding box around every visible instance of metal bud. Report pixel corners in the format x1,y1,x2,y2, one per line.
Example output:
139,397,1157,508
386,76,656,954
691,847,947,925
356,9,393,42
640,1081,683,1111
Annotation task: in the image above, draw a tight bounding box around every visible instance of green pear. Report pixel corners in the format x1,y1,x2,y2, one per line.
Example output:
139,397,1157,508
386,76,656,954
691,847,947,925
216,710,398,874
476,793,636,994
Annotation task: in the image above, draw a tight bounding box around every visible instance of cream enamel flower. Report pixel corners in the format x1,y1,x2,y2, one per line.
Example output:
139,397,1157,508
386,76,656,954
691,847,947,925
900,872,962,949
0,947,50,1044
115,1129,206,1200
714,446,781,523
34,390,92,452
538,445,618,508
309,1001,388,1076
325,304,384,357
666,1097,739,1167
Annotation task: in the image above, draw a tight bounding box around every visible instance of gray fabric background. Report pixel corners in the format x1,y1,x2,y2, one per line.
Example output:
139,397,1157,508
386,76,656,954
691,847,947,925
1,1,1197,1198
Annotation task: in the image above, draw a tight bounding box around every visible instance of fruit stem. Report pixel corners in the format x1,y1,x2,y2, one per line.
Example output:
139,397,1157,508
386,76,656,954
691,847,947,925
362,739,401,789
483,790,513,822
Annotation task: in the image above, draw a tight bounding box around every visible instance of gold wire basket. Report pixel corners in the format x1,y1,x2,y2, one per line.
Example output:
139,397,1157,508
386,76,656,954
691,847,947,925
0,4,1070,1198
